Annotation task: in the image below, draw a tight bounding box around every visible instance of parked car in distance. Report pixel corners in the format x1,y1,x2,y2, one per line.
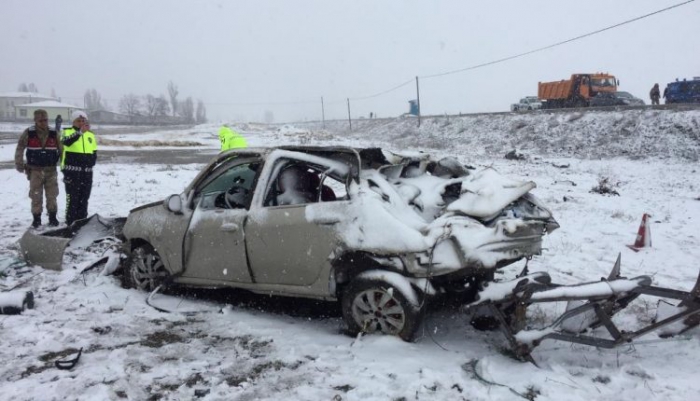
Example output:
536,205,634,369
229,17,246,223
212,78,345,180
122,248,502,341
665,78,700,104
510,96,542,112
590,91,645,107
121,146,558,341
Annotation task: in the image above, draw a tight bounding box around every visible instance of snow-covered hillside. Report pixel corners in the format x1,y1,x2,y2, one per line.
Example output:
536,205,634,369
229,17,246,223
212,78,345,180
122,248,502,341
0,109,699,400
296,108,700,161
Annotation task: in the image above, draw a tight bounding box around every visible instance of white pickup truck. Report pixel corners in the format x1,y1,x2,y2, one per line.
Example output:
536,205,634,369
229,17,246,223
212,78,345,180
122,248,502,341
510,96,542,112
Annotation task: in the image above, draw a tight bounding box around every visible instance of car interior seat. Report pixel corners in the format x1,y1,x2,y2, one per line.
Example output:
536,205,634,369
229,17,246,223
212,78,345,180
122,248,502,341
271,164,337,206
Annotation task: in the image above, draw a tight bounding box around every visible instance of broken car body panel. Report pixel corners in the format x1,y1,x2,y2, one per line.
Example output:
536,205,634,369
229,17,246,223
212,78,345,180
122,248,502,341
19,215,126,271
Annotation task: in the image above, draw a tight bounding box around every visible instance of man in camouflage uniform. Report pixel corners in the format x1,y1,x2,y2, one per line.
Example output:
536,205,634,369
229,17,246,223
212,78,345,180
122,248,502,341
15,109,63,228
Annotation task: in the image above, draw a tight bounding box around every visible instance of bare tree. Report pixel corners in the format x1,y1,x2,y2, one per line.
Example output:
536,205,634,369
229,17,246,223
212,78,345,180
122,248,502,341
155,95,170,117
145,94,170,121
179,97,195,123
167,81,179,117
27,83,38,93
119,94,142,121
144,94,158,119
17,83,28,92
51,88,57,98
195,100,207,124
84,89,104,111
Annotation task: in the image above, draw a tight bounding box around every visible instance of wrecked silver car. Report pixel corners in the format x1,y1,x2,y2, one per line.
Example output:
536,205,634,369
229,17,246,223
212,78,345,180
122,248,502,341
122,146,558,340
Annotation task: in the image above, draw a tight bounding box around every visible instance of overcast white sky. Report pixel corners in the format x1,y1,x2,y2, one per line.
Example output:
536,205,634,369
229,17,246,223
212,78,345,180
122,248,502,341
1,0,699,122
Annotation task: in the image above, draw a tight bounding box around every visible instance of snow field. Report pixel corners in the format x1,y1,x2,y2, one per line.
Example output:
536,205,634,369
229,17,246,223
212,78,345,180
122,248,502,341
0,111,699,400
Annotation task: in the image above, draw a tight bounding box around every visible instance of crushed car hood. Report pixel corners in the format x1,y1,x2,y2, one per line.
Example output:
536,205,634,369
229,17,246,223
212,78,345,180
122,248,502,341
306,163,555,271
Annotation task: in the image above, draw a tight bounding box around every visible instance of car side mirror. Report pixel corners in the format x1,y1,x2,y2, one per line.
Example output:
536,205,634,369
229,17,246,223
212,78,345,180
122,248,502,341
617,79,620,86
164,194,183,214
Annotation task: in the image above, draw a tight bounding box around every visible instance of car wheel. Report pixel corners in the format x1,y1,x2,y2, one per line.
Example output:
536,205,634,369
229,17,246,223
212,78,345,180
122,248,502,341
125,244,170,291
341,275,423,341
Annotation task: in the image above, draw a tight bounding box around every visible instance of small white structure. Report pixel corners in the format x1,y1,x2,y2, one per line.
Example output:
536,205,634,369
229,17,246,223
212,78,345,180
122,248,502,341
0,91,57,119
14,100,84,122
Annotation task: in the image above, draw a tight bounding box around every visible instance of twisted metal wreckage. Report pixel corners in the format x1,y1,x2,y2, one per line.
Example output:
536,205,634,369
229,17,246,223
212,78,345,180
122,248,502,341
467,254,700,363
14,147,700,363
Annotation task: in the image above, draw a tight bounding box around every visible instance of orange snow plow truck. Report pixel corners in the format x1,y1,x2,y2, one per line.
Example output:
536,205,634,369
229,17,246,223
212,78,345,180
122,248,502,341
538,73,618,109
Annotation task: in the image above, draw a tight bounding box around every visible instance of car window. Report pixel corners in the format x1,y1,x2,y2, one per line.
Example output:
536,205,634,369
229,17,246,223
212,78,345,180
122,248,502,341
195,162,260,210
265,160,346,207
322,174,348,200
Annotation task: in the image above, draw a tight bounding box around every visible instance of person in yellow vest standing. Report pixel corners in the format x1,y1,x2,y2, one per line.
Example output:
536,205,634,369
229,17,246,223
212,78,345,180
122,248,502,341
14,109,63,228
61,111,97,226
219,124,248,151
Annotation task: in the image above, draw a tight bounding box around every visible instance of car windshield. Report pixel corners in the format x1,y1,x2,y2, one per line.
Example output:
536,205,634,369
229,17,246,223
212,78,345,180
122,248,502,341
194,160,261,209
616,92,633,98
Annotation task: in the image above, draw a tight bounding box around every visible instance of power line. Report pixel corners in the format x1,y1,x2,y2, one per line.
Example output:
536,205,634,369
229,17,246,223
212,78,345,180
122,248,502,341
55,0,696,110
420,0,696,80
331,0,696,102
348,78,414,101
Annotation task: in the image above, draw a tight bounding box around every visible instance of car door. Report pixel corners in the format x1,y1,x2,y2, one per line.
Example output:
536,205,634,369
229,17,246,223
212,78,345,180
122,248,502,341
245,159,349,286
182,159,261,283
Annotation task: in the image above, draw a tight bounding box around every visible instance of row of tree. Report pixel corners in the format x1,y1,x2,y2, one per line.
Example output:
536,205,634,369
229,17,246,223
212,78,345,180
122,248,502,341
117,81,206,123
17,83,40,93
16,81,205,124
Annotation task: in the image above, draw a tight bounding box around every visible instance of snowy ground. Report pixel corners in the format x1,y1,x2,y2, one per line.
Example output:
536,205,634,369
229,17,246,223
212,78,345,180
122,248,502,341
1,110,699,400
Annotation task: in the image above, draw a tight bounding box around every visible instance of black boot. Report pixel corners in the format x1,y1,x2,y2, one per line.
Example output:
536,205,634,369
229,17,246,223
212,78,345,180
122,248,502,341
31,214,41,228
48,212,59,227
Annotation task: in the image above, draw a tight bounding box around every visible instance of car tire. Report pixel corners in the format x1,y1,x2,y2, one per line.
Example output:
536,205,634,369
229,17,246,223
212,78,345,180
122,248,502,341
341,274,424,341
124,244,170,291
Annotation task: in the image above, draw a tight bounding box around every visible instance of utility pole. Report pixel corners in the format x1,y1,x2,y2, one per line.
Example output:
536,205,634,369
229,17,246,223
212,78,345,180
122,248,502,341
347,98,352,131
321,96,325,128
416,76,421,127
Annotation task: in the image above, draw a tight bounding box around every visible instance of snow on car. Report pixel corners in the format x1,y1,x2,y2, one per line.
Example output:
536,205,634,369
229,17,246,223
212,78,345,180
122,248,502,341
510,96,543,112
122,146,557,340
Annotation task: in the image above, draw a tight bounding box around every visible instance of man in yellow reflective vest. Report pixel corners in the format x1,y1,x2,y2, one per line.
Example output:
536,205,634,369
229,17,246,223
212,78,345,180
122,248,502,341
61,111,97,225
219,124,248,151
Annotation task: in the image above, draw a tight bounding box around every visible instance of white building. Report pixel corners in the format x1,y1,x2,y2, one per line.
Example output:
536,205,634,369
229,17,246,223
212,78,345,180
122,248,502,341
0,91,58,119
14,100,84,122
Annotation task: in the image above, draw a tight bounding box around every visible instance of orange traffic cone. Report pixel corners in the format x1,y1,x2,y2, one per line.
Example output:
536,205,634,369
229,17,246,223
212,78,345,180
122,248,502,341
627,213,651,252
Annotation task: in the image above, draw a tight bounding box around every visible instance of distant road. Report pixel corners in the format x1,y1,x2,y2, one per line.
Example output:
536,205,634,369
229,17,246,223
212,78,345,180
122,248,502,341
0,147,218,171
0,125,217,170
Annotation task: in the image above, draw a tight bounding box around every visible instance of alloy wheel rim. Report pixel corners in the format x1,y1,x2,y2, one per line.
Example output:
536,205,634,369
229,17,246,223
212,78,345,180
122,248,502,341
351,288,406,334
132,251,168,290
